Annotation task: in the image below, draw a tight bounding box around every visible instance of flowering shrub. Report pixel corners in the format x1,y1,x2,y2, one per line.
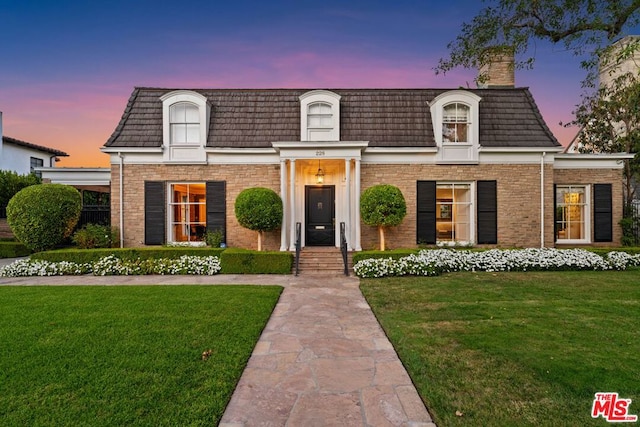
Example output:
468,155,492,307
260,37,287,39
0,255,221,277
0,259,91,277
354,248,640,278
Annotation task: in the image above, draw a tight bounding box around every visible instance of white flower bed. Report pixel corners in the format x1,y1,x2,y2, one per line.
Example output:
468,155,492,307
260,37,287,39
354,248,640,278
0,255,221,277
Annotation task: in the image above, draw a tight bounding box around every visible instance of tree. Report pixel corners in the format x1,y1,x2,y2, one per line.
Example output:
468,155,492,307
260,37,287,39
436,0,640,88
571,71,640,203
234,187,283,251
7,184,82,252
360,184,407,251
0,170,41,211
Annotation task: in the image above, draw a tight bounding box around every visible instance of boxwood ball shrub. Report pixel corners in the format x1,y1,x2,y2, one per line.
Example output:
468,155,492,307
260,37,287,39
7,184,82,252
235,187,283,251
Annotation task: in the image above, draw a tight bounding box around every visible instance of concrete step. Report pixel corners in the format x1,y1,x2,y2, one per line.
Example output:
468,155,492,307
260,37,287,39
294,248,353,275
0,219,14,239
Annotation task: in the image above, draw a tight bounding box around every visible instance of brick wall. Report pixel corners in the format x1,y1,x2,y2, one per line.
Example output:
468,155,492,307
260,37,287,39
111,162,624,250
360,163,555,249
111,163,282,250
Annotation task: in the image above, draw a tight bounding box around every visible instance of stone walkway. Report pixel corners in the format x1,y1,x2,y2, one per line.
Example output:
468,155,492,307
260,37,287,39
0,263,435,426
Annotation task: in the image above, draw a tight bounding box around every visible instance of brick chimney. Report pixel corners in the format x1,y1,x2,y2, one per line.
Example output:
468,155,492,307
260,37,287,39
478,48,515,88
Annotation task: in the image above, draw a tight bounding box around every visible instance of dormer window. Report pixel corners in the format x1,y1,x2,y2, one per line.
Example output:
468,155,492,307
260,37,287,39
299,90,341,141
170,102,200,144
442,103,470,143
308,102,333,129
160,90,210,162
429,90,481,164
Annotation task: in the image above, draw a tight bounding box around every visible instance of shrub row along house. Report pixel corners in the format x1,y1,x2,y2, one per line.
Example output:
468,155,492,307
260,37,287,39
102,62,630,251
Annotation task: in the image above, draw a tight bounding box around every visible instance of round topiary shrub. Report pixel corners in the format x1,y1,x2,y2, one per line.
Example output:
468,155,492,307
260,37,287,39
234,187,283,251
7,184,82,252
360,184,407,251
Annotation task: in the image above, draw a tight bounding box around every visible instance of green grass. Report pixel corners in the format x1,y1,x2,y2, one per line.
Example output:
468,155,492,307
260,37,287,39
361,271,640,427
0,285,282,426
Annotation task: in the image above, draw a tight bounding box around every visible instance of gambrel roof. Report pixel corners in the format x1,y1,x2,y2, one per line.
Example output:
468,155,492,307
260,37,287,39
104,87,560,149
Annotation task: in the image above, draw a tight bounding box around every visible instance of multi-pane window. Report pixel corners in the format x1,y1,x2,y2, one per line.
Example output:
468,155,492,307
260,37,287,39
308,102,333,129
170,102,200,144
436,183,472,242
30,157,43,178
442,103,470,143
169,183,206,242
556,185,589,241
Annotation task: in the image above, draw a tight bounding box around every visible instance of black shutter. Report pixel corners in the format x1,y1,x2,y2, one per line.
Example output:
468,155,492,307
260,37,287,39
416,181,436,244
553,184,558,241
144,181,165,245
477,180,497,244
594,183,612,242
206,181,226,243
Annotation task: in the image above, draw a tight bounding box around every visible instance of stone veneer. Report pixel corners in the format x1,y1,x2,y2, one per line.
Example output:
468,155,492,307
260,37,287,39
111,162,624,251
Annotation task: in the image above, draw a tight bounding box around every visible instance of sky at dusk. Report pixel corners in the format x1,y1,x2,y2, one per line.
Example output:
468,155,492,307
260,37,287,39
0,0,602,167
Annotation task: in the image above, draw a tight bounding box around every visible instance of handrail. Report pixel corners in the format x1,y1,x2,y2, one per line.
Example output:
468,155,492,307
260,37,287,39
294,222,302,276
340,222,349,276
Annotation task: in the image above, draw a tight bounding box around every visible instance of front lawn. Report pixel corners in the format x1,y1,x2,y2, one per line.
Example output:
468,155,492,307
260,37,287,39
361,271,640,426
0,285,282,426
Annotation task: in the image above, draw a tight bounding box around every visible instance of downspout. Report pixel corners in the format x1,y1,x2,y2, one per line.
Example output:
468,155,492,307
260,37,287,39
118,152,124,248
49,155,57,167
540,152,546,248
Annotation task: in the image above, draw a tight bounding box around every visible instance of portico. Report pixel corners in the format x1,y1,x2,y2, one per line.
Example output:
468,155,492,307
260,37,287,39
272,141,368,251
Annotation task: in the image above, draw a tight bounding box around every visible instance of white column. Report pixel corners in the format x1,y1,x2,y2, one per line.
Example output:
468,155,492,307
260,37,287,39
280,159,288,251
354,158,362,251
289,159,297,251
345,158,352,250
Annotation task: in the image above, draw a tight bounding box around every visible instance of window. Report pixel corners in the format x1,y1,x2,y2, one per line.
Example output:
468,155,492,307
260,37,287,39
555,185,590,242
30,157,43,178
429,90,481,163
299,90,341,141
160,90,210,162
308,102,333,129
169,183,206,242
442,103,469,142
170,102,200,144
145,180,226,246
436,183,472,243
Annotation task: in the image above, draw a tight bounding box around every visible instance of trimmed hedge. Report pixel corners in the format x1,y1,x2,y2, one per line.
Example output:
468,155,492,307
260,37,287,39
220,248,293,274
353,249,419,264
31,247,226,264
0,241,31,258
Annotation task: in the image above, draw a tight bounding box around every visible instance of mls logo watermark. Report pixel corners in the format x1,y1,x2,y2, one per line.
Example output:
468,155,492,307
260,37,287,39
592,392,638,423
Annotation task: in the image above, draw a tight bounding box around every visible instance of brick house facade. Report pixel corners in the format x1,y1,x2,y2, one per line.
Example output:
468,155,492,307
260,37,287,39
103,87,629,251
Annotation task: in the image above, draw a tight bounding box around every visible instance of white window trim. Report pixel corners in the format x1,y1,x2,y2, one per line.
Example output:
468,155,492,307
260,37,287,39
429,90,481,164
160,90,210,162
299,90,341,141
435,181,476,246
166,182,207,246
555,184,592,244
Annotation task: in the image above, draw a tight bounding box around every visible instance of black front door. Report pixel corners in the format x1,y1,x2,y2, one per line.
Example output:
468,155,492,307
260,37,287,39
305,186,335,246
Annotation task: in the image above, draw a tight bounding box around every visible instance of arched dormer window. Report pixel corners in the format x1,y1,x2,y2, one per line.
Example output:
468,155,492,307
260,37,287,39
429,90,481,164
170,102,200,144
160,90,210,162
442,103,470,143
300,90,341,141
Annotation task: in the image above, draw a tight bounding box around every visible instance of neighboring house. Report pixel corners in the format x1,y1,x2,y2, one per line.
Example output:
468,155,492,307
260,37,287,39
0,112,68,177
101,68,630,250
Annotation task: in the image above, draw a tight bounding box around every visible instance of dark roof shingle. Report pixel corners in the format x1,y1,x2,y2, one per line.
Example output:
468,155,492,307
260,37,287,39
2,136,68,156
105,87,560,149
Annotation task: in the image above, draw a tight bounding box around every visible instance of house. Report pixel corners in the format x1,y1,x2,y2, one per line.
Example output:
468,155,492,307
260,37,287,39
0,112,68,177
101,66,630,250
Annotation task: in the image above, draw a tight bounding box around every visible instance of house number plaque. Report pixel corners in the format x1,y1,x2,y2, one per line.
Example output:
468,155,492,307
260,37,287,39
315,150,325,156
